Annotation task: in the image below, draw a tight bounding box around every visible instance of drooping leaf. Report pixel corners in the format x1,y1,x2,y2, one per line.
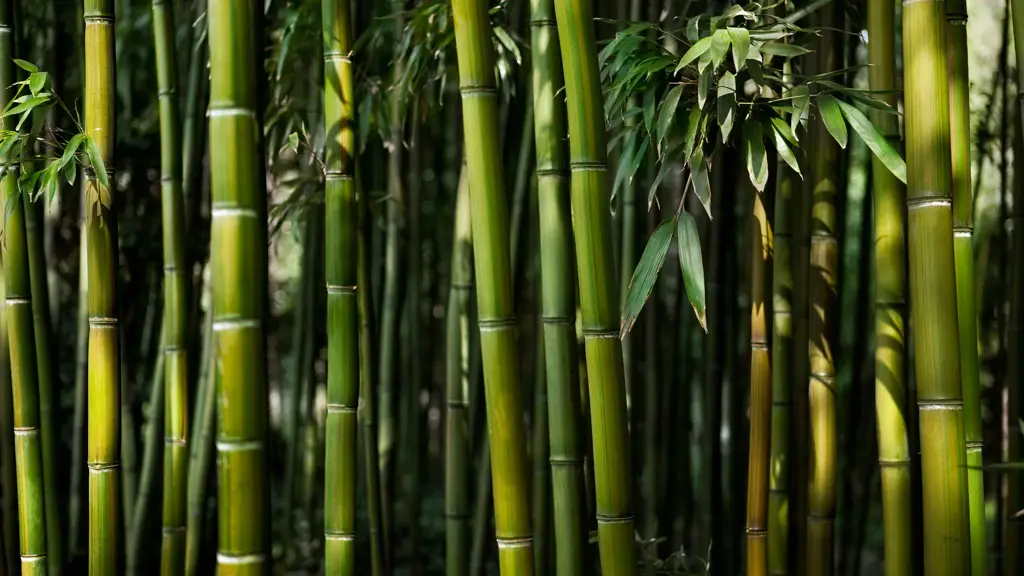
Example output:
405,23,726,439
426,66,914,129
84,136,110,196
643,88,657,137
28,72,47,96
817,94,847,149
676,211,707,332
727,27,750,71
613,129,638,202
790,84,810,140
656,84,683,153
709,29,731,70
717,71,736,142
620,219,676,336
769,116,798,145
681,106,701,165
12,59,37,73
648,151,679,207
758,42,812,57
57,133,85,172
744,122,769,192
676,36,713,73
698,65,712,109
769,119,802,176
628,138,649,185
685,15,702,43
689,146,711,218
836,99,907,184
2,95,50,118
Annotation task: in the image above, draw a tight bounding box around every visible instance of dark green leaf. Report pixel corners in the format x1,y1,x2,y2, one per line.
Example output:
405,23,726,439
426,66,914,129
744,122,769,192
790,84,810,140
698,65,712,109
620,219,676,337
769,119,802,176
629,139,649,185
656,85,683,154
676,36,713,73
686,15,702,43
689,146,711,218
676,211,707,332
709,29,731,70
727,28,750,71
643,88,657,137
817,94,848,149
717,72,736,142
836,99,907,184
682,106,701,165
648,152,678,207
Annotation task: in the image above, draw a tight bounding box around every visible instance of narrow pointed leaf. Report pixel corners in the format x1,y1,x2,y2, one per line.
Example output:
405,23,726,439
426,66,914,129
676,36,713,73
744,121,769,191
656,85,683,153
817,94,847,149
620,219,676,336
727,27,750,71
709,29,731,70
758,42,812,57
689,146,711,218
676,211,707,332
769,119,802,176
836,99,907,184
643,88,656,136
790,84,810,140
717,71,736,142
698,65,712,109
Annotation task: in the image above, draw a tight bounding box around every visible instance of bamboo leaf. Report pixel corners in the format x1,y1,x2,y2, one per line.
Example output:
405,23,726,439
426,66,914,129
676,211,707,332
686,15,701,42
620,218,676,337
758,42,812,57
790,84,810,140
836,99,907,184
698,65,712,109
84,136,111,197
643,88,656,137
656,85,683,153
57,133,84,171
770,116,798,145
709,29,731,70
629,139,649,185
689,146,711,218
769,119,802,176
3,95,49,118
648,154,678,207
614,129,638,201
676,36,713,73
12,59,37,73
744,122,769,192
727,28,750,71
28,72,47,96
817,94,847,149
682,106,701,165
717,71,736,142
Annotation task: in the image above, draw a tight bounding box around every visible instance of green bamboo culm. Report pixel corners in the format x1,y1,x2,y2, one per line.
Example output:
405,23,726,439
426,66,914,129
552,0,635,572
530,0,587,573
868,0,912,574
1,3,49,573
0,253,18,576
747,191,773,576
445,164,472,576
151,0,189,571
902,0,972,574
84,0,122,570
1007,0,1024,568
208,0,269,571
322,0,359,571
451,0,535,573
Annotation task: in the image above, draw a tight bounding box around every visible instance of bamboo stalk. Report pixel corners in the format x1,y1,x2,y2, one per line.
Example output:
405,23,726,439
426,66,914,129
445,165,472,576
208,0,269,570
84,0,121,569
0,254,17,576
323,0,359,569
451,0,534,572
127,332,165,576
868,0,912,574
68,177,88,563
1006,66,1024,575
552,0,635,572
747,187,774,576
151,0,189,571
530,0,587,572
902,1,972,574
184,300,212,576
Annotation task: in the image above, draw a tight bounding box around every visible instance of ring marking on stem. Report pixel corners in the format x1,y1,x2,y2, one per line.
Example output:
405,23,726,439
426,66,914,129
217,553,266,565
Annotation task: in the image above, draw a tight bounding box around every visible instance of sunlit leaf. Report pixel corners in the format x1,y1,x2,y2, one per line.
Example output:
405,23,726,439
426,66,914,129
790,84,810,140
12,59,37,73
836,99,907,184
727,27,750,71
758,42,812,57
744,122,769,192
676,211,707,332
717,71,736,142
769,119,802,176
689,146,711,218
28,72,47,96
676,36,713,73
817,94,847,149
656,84,683,153
620,218,676,337
85,136,110,196
57,133,84,171
709,29,731,70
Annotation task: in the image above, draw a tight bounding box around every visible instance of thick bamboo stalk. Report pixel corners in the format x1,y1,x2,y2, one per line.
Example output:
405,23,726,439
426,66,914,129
451,0,534,572
208,0,269,571
747,189,774,576
868,1,912,575
806,5,841,575
445,165,472,576
151,0,189,571
902,1,972,575
323,0,359,570
530,0,587,572
0,254,16,576
84,0,121,570
552,0,635,572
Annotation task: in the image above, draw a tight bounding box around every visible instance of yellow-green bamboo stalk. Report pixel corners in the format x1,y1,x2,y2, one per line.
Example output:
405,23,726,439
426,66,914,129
151,0,189,571
552,0,635,572
0,252,17,576
84,0,121,571
902,1,972,574
451,0,534,572
323,0,359,571
869,0,912,574
208,0,269,572
531,0,587,572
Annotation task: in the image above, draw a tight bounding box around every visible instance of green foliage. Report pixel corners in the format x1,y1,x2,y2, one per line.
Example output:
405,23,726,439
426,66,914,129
603,1,906,332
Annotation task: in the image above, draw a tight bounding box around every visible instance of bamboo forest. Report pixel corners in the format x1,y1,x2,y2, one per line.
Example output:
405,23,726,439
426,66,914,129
0,0,1023,574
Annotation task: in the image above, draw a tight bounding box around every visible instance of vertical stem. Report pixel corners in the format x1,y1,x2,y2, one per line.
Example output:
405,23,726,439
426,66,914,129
126,332,165,576
903,0,972,574
0,254,17,576
208,0,269,570
184,301,213,576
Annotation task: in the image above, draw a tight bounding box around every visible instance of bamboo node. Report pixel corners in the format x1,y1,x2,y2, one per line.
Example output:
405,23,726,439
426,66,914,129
966,442,983,454
953,226,972,238
460,86,497,98
324,531,356,541
570,161,608,173
208,107,256,118
541,315,575,325
326,284,357,294
88,462,120,472
83,14,116,23
549,457,585,466
906,197,951,210
751,341,769,351
325,170,354,181
583,329,619,339
89,316,119,327
162,526,186,534
5,297,30,305
596,513,635,524
478,318,516,331
212,318,261,332
496,536,533,549
745,529,768,540
918,401,962,411
536,168,570,178
164,437,187,446
326,404,357,414
20,555,46,564
529,18,558,27
158,88,177,98
324,52,352,63
210,206,259,219
878,458,911,468
216,553,266,565
13,427,39,436
215,440,264,452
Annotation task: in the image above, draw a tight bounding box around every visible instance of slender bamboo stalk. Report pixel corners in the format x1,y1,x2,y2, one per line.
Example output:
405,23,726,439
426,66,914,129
84,0,121,569
151,0,189,571
68,178,88,563
451,0,534,572
530,0,587,572
552,0,635,572
323,0,359,569
445,165,472,576
747,187,774,576
0,255,17,576
806,5,841,574
1,14,48,571
902,0,972,574
868,1,912,574
184,300,212,576
1006,67,1024,575
127,332,165,576
532,336,551,576
208,0,269,570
